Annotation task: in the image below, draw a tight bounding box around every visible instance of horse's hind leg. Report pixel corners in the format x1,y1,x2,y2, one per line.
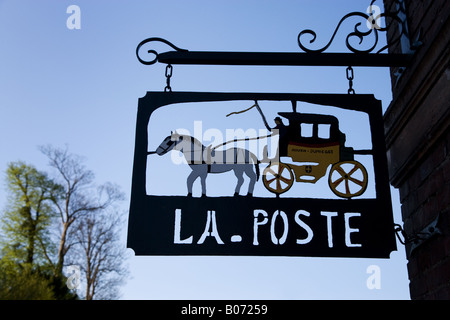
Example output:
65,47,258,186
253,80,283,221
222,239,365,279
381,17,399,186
245,165,257,196
233,168,244,196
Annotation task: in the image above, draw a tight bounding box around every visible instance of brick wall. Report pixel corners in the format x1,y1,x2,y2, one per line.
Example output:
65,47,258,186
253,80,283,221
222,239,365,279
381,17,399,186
383,0,450,299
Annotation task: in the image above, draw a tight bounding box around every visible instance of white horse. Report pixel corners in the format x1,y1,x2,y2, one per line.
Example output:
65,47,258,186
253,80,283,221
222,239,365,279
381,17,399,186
153,131,260,197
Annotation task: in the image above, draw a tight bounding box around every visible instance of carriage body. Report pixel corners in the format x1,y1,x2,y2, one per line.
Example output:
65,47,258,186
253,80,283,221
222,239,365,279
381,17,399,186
263,112,368,198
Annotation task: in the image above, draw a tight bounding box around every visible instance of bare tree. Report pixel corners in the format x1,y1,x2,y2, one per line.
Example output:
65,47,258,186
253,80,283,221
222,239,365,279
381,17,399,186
72,208,129,300
39,145,125,277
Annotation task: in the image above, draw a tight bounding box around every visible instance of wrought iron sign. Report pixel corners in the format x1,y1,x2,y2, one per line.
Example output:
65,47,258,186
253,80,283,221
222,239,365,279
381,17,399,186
128,92,396,258
128,0,416,258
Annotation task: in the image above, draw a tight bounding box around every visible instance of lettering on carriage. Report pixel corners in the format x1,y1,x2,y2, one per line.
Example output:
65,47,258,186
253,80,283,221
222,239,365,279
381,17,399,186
291,148,308,153
291,148,333,154
310,149,333,154
174,208,361,248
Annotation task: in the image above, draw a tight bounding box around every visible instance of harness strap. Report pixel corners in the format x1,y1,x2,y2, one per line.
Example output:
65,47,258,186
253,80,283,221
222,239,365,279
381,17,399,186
212,134,273,151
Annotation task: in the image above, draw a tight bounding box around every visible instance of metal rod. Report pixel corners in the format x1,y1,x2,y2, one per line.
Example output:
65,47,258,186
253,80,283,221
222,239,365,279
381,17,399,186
157,51,412,67
353,149,374,155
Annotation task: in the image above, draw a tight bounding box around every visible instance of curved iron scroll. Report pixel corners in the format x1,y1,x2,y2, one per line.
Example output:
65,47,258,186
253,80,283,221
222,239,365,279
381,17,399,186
135,1,415,68
136,37,188,65
297,0,406,54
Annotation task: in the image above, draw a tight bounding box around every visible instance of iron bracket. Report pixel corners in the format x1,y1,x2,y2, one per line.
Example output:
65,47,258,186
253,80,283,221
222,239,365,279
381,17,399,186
408,215,441,257
395,214,442,258
136,1,419,69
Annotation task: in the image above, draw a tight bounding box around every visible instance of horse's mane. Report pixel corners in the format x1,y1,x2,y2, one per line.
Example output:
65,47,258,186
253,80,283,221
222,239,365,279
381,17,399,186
178,134,205,149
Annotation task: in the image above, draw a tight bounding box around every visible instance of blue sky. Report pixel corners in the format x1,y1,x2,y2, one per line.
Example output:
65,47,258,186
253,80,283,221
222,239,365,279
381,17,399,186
0,0,410,299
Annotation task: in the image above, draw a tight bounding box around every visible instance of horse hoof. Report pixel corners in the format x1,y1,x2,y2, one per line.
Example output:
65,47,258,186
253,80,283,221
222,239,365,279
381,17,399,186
247,193,253,197
201,194,207,198
233,192,240,197
187,193,192,197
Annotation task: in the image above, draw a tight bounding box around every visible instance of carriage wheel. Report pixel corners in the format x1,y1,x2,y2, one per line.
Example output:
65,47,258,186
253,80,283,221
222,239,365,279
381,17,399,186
328,161,368,198
263,162,294,195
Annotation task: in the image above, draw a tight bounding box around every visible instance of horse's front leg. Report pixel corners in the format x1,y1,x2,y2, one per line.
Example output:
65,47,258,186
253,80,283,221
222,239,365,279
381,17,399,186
187,165,208,197
200,172,207,198
186,170,198,197
199,165,208,197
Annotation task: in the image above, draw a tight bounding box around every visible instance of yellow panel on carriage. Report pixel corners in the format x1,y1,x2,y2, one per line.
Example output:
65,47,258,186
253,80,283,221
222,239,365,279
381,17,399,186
287,141,340,164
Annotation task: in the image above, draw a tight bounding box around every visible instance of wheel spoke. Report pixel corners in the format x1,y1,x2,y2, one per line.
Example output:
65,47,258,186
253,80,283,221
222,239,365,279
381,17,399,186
276,179,282,192
345,179,350,195
266,167,277,176
348,176,364,187
347,164,360,177
278,164,284,175
279,175,291,184
266,177,276,184
335,165,347,177
331,176,344,188
265,179,276,191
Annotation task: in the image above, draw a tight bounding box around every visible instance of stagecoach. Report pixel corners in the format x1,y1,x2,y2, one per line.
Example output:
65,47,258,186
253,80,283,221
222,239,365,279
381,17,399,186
262,112,368,198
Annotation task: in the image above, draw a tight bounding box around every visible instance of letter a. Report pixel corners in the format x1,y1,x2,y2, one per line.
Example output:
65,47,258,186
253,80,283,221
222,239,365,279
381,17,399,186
198,210,224,244
366,265,381,289
66,5,81,30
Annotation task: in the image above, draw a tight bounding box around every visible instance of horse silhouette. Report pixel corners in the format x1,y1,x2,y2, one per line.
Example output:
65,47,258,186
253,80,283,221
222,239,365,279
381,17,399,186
154,131,260,197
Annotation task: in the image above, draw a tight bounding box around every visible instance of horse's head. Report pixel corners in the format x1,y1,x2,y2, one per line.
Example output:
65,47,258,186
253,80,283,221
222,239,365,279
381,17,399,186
156,131,183,155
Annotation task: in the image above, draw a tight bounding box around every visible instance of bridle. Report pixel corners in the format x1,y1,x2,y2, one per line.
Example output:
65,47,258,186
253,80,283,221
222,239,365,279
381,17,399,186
156,137,177,155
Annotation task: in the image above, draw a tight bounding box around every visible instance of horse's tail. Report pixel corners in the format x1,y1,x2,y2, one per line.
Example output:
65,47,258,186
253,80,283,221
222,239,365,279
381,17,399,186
255,160,260,181
249,152,260,181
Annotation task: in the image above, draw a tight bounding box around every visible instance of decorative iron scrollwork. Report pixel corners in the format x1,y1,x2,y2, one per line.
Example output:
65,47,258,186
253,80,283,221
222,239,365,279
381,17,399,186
135,0,416,69
297,0,413,54
136,37,188,65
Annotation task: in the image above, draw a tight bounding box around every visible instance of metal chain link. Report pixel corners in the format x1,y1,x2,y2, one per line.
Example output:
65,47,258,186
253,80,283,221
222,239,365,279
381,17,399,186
164,63,356,94
346,66,355,94
164,64,173,92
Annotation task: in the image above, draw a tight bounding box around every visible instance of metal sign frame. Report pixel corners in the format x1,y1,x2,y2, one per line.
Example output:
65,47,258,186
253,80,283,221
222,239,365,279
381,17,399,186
127,92,396,258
